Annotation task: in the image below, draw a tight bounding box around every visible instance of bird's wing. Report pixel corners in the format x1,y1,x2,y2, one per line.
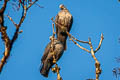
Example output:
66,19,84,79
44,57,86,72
54,42,64,61
55,10,67,36
57,10,66,26
64,10,73,32
55,14,59,35
41,42,51,62
67,13,73,32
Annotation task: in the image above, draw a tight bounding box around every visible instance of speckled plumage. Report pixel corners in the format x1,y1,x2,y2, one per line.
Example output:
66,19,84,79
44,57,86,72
55,4,73,50
40,39,64,77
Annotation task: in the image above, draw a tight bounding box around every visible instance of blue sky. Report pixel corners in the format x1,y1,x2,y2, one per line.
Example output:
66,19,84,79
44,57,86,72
0,0,120,80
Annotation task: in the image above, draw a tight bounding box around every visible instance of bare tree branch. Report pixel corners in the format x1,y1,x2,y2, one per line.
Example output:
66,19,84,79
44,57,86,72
88,38,102,80
0,26,11,72
94,33,104,53
69,37,90,53
50,22,62,80
0,0,39,73
51,18,89,44
52,64,62,80
0,0,8,13
27,0,38,10
51,18,90,53
66,32,89,44
6,14,17,27
0,0,9,73
51,18,104,80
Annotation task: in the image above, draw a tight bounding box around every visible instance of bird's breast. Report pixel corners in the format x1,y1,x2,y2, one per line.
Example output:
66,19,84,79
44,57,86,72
58,11,72,27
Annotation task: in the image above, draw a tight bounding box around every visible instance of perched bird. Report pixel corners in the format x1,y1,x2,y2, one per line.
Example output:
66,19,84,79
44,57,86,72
55,4,73,50
40,38,64,77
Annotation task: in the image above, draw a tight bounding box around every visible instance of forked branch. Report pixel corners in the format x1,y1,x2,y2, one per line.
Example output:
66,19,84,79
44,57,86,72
0,0,9,73
51,18,104,80
50,23,62,80
0,0,39,73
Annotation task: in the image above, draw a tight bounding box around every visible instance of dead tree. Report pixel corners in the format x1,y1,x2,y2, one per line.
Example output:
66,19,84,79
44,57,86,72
0,0,39,73
52,18,104,80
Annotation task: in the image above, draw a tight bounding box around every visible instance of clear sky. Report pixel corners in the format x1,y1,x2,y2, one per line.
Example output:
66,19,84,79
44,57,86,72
0,0,120,80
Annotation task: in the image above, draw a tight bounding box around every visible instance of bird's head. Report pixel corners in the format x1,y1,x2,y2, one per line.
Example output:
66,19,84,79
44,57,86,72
59,4,66,10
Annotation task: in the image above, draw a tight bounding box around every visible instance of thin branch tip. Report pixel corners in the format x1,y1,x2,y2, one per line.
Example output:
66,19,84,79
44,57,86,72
101,33,104,39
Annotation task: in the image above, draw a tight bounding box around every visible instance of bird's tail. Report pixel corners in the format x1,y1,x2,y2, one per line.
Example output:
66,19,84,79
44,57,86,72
40,60,52,77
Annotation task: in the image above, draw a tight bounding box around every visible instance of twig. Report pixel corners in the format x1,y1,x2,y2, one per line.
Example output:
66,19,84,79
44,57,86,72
50,22,62,80
0,0,8,13
52,64,62,80
51,17,103,80
51,23,56,64
69,38,90,53
0,0,39,73
27,0,38,10
66,32,89,44
94,33,104,53
11,0,38,45
88,37,102,80
6,14,17,27
10,2,20,11
51,18,90,53
51,18,89,44
35,3,44,8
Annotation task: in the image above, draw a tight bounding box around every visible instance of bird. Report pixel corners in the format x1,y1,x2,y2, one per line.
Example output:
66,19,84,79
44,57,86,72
40,38,64,77
55,4,73,50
